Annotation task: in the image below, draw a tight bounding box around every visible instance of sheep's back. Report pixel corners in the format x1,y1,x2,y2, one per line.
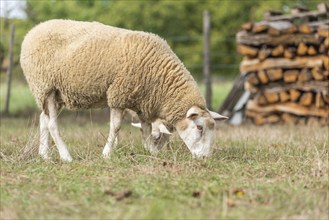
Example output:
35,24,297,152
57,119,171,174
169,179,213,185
20,19,130,109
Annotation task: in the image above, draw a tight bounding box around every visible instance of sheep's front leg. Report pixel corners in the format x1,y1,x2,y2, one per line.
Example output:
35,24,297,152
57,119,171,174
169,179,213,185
140,121,159,155
102,108,124,158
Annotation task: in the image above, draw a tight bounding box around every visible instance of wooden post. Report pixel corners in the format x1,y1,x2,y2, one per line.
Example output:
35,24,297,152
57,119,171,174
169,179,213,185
203,10,212,110
4,23,15,115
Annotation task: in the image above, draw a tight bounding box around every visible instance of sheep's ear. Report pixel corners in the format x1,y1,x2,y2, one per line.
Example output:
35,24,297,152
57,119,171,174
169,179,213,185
209,111,228,121
158,123,172,135
131,122,142,128
186,106,200,119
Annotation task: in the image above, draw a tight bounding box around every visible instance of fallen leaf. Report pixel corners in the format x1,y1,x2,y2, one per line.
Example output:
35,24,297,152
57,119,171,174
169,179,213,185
192,191,201,198
104,190,132,201
233,189,245,197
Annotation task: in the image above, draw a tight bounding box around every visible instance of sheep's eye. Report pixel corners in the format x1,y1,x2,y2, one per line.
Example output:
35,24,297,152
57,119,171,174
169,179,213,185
196,125,203,131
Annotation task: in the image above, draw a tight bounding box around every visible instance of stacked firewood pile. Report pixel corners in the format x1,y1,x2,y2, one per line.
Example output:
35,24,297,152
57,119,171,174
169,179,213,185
236,3,329,125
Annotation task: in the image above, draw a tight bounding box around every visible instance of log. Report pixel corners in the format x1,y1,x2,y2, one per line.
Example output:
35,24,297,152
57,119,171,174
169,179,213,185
267,68,283,81
253,115,267,125
318,44,327,54
297,42,308,56
258,47,272,60
237,44,258,57
298,20,329,34
284,47,296,59
291,5,309,15
256,93,267,105
315,92,325,108
245,110,259,118
267,27,281,36
323,53,329,69
240,56,325,72
281,113,298,124
267,114,280,123
299,23,313,34
322,93,329,104
279,91,290,102
236,31,322,46
317,3,329,13
324,37,329,47
257,70,269,84
268,21,297,35
311,66,324,80
263,81,329,93
271,44,284,56
264,92,279,103
307,46,317,55
298,68,312,82
324,67,329,76
290,89,301,101
265,10,328,22
241,22,253,31
252,21,268,33
283,69,299,83
247,111,281,124
244,81,257,93
299,92,313,106
264,10,283,19
246,100,329,117
317,25,329,38
246,73,259,85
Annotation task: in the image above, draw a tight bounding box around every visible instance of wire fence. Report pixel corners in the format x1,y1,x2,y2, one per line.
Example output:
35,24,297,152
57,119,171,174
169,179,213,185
164,34,241,75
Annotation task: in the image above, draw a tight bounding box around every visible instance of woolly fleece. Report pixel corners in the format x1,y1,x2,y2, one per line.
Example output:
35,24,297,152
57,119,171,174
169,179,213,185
20,19,206,125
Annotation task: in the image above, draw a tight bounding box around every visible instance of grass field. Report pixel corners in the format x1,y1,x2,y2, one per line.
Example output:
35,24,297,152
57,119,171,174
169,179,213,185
0,78,328,219
1,115,328,219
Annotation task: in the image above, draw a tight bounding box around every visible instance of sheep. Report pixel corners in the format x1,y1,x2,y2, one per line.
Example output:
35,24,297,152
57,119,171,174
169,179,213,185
20,19,228,161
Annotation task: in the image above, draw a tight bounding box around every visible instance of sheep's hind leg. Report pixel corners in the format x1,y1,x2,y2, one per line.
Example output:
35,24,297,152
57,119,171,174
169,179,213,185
39,111,50,159
47,92,73,162
102,108,124,158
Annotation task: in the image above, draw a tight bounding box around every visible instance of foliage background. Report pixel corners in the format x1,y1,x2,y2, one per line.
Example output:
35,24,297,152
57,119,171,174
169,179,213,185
0,0,324,80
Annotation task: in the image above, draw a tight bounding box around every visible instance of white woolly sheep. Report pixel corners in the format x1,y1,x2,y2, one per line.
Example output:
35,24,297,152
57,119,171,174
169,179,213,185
20,19,227,161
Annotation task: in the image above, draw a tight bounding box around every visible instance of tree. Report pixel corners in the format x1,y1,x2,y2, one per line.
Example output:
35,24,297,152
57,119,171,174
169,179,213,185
22,0,324,78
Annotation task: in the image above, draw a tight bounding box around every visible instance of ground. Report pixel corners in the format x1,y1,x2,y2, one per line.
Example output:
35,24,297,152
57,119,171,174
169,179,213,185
0,113,328,219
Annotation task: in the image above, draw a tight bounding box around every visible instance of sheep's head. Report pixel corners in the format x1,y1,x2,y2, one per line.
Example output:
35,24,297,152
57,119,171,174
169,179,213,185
175,106,228,158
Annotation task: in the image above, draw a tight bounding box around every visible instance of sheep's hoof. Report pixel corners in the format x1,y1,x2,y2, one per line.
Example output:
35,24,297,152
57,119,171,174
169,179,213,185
102,144,112,158
39,153,50,161
60,154,73,162
102,152,111,159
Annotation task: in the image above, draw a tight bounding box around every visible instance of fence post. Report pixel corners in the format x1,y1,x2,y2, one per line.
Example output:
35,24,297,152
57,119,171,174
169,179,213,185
4,23,15,115
203,10,212,110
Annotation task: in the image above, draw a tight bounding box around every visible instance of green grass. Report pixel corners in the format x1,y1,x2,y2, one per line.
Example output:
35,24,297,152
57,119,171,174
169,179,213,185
0,79,36,114
0,116,328,219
